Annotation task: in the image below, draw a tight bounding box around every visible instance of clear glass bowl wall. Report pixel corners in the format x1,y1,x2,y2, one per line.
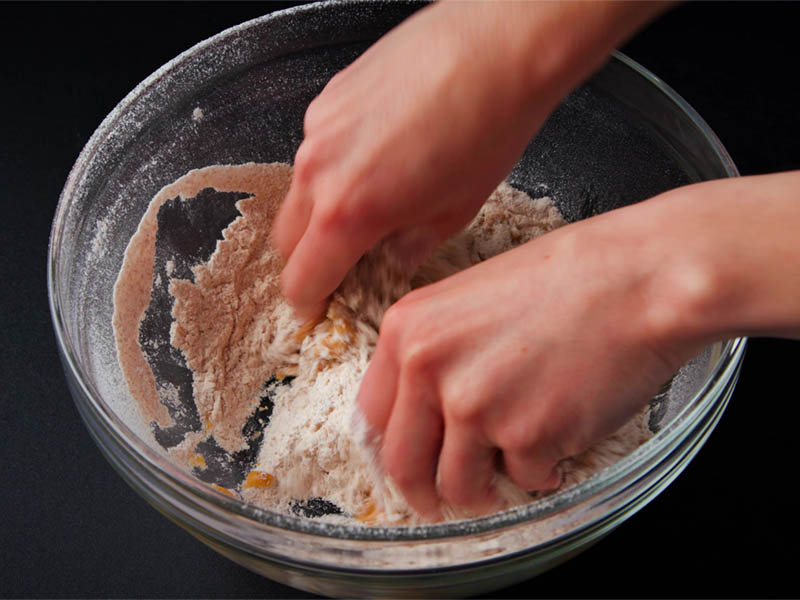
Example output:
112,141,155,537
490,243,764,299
49,2,742,597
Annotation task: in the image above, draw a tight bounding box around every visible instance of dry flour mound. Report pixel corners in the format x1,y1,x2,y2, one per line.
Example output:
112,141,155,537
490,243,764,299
114,162,651,526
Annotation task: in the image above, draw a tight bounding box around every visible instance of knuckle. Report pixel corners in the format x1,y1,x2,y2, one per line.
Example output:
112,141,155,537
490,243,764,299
292,139,320,186
313,194,352,235
319,65,353,100
318,184,383,236
303,96,325,134
325,68,347,89
310,178,377,236
442,394,483,427
380,301,412,342
399,337,433,378
440,376,494,427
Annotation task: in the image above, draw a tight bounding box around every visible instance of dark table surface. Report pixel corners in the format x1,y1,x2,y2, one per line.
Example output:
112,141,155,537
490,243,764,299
3,2,799,598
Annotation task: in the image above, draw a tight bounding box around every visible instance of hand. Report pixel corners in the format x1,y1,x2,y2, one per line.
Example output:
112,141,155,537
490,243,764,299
355,201,704,518
360,164,800,518
272,1,667,319
357,171,800,518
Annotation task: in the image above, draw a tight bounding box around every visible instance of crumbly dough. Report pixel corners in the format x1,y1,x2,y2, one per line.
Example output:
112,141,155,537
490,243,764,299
114,162,652,526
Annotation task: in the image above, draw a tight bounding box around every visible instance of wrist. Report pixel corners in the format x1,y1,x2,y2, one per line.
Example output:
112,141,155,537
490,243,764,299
622,186,740,360
560,183,745,369
628,173,800,353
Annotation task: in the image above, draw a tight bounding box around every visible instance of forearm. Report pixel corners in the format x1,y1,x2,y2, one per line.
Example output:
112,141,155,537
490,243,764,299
428,0,673,132
513,0,672,114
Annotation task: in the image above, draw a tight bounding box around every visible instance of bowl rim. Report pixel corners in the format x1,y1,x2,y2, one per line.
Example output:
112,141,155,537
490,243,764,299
48,1,742,543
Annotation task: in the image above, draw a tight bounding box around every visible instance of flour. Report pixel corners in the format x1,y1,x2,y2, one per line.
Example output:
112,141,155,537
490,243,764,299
90,214,112,260
114,162,652,526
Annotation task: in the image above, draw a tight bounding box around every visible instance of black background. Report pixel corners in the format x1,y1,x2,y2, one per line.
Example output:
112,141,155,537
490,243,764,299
2,2,799,598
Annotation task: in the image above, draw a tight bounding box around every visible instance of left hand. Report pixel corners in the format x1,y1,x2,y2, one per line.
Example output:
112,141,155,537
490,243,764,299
356,193,709,519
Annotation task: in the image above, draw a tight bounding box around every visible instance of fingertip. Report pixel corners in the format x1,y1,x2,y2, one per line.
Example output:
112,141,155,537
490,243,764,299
437,428,499,516
269,225,291,263
356,345,396,433
538,466,563,492
380,400,444,521
278,256,302,304
502,450,563,493
292,299,329,331
354,379,378,437
381,445,442,521
350,401,380,451
269,211,288,259
271,182,311,261
279,211,375,317
277,245,329,320
453,485,500,518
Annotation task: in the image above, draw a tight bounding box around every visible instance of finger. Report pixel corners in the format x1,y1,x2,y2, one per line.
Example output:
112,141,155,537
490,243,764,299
271,179,313,261
380,383,444,521
502,449,562,492
279,209,379,318
356,338,400,443
386,226,440,272
436,424,498,515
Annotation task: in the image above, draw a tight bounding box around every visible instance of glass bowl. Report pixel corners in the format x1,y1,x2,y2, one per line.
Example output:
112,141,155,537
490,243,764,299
48,2,742,597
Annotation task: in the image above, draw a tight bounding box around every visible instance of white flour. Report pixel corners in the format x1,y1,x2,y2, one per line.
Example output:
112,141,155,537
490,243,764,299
113,162,652,526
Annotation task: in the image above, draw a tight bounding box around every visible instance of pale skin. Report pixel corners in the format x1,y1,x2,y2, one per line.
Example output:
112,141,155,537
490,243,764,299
272,1,800,520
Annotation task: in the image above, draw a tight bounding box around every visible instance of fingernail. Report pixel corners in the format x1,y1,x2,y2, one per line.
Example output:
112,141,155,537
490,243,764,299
350,406,381,450
290,300,327,332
